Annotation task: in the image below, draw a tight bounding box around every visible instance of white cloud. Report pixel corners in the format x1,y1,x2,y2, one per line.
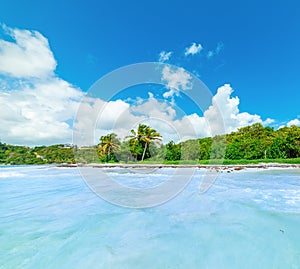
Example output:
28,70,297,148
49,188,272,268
74,92,199,145
262,118,275,125
75,93,179,145
184,42,203,56
0,74,275,146
0,25,277,146
131,92,176,120
0,24,57,78
161,66,192,99
158,51,172,62
0,25,85,145
73,96,137,146
173,113,209,141
287,118,300,127
81,84,274,145
0,78,83,145
204,84,271,135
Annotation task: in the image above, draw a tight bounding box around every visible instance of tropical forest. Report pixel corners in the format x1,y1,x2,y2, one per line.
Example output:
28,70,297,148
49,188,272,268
0,123,300,165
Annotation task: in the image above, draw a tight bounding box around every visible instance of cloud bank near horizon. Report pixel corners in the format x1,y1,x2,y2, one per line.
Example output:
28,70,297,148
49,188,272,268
0,25,297,146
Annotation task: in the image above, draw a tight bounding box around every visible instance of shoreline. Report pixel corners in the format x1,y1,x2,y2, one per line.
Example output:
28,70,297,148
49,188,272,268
56,163,300,170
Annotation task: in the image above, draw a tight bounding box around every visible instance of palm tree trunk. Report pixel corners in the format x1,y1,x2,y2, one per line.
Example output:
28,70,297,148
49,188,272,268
107,148,110,162
141,142,148,161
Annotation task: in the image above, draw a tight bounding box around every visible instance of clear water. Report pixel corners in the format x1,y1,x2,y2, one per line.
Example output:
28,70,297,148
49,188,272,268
1,166,300,269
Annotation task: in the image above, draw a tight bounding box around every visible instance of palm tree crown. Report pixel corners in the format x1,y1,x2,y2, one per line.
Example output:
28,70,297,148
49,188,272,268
126,124,162,161
98,133,120,161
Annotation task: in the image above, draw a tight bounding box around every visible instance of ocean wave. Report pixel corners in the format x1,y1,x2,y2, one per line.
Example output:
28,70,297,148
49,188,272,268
0,171,25,178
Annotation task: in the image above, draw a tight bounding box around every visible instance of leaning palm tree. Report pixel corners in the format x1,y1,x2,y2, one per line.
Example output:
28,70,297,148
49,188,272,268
141,125,162,161
126,126,144,161
98,133,120,162
126,124,162,161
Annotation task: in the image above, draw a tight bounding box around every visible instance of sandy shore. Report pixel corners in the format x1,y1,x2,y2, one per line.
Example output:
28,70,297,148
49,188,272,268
57,163,300,171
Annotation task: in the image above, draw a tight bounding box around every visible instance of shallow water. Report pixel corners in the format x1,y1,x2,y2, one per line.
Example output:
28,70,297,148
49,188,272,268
0,166,300,269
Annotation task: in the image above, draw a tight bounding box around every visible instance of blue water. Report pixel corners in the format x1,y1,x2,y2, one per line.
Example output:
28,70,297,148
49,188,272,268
1,166,300,269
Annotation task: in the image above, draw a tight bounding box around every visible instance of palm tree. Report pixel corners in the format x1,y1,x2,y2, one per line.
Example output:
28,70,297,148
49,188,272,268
141,125,162,161
98,133,120,162
126,126,144,161
126,124,162,161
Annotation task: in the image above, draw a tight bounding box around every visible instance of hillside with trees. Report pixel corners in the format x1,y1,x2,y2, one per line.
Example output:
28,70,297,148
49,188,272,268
0,123,299,165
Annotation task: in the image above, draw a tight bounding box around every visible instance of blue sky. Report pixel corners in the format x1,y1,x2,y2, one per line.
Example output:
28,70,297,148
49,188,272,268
0,0,299,145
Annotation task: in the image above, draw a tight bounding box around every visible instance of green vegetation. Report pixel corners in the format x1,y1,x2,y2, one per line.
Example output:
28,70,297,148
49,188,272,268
0,143,75,165
224,124,300,159
125,124,162,161
0,123,299,165
98,133,121,162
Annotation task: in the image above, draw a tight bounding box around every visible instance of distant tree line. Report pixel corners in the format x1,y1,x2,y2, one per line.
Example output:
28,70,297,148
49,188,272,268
97,123,300,162
0,123,299,165
0,144,76,165
164,123,300,161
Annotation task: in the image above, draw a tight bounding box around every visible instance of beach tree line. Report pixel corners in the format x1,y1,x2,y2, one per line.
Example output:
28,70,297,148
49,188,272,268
0,123,299,164
96,123,300,162
170,123,300,161
97,124,162,162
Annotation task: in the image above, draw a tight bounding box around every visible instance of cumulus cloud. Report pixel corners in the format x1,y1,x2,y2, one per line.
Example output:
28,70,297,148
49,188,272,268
153,84,274,140
0,25,276,146
0,75,275,146
131,93,176,120
262,118,275,125
204,84,272,134
74,90,203,145
161,66,192,99
0,78,83,145
73,96,136,146
184,42,203,56
73,93,177,145
0,24,57,78
0,25,84,145
287,118,300,127
77,84,275,145
172,114,209,141
158,51,172,62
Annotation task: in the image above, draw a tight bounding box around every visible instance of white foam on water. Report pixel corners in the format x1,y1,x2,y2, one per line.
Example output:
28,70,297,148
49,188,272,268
0,171,25,178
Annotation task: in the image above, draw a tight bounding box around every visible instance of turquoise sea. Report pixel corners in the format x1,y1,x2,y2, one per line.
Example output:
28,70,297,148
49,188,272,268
1,166,300,269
